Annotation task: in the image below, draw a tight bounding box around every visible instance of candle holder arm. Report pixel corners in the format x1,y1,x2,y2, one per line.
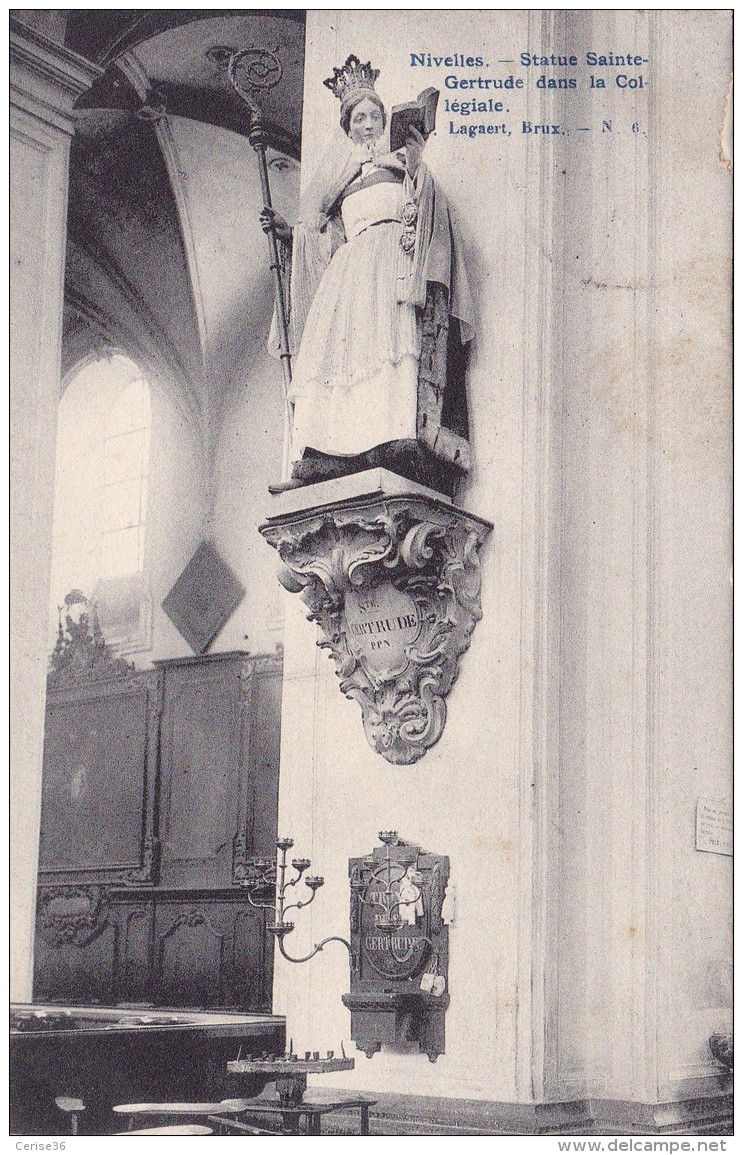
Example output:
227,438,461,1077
277,933,356,968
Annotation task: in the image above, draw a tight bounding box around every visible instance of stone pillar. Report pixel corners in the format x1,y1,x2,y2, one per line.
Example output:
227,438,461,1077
546,10,732,1127
10,17,100,1000
267,9,731,1132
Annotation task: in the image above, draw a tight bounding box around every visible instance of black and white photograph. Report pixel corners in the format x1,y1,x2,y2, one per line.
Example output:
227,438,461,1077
9,7,733,1142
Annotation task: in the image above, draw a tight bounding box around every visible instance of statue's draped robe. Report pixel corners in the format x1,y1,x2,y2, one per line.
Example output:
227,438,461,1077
275,133,475,474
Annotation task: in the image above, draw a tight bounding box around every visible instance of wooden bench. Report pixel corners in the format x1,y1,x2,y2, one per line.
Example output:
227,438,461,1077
117,1124,213,1135
112,1099,254,1134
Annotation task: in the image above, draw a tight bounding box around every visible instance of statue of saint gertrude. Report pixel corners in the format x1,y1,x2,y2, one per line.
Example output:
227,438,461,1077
263,55,474,497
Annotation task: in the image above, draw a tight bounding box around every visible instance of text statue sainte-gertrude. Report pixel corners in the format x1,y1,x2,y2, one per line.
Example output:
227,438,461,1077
263,55,475,498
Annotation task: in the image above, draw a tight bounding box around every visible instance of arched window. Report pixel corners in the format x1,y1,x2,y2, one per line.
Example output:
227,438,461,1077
49,354,153,652
100,377,151,578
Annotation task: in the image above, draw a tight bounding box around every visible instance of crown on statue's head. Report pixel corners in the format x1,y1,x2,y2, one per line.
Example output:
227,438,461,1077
323,54,380,104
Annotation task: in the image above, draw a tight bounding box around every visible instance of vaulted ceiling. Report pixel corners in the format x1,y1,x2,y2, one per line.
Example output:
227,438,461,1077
71,11,305,155
59,10,305,439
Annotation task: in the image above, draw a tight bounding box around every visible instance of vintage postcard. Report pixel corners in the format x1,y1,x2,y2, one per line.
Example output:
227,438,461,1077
10,7,732,1142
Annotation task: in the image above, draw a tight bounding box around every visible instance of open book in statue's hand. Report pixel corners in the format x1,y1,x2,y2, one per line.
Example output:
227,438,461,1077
389,87,439,153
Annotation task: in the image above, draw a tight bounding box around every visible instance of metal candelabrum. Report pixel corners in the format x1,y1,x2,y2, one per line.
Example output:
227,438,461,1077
240,838,353,965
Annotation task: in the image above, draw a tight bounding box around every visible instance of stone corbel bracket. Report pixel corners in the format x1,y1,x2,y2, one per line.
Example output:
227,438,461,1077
260,475,492,764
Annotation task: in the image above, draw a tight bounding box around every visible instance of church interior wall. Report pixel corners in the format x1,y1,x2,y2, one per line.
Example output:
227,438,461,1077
208,354,287,657
274,6,559,1107
547,9,732,1108
271,6,732,1120
54,108,299,666
651,12,731,1099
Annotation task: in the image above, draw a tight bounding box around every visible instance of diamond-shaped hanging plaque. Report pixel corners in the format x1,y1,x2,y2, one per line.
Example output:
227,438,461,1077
161,541,244,654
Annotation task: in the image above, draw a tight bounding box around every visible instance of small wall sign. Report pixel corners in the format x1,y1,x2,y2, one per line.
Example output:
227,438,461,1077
696,798,733,856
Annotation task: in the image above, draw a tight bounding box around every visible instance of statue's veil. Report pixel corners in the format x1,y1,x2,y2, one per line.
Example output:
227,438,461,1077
288,124,389,353
276,111,475,365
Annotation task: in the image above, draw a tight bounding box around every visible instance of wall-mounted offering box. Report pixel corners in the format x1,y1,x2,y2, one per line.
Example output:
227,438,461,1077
343,833,450,1062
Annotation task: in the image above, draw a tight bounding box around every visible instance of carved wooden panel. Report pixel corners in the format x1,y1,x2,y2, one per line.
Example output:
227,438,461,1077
33,887,117,1005
112,901,154,1005
34,651,282,1012
232,905,272,1013
39,671,159,881
153,897,271,1011
154,905,225,1008
33,890,273,1013
158,655,243,888
241,657,282,859
158,653,281,890
36,885,111,948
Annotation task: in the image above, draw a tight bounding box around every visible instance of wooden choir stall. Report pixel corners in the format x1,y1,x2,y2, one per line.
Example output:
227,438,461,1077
14,611,286,1134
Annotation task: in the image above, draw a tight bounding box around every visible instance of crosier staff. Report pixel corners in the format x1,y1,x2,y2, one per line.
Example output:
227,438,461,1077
227,48,293,393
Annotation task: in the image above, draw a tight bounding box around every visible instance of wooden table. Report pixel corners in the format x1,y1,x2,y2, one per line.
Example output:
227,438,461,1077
228,1093,377,1135
11,1004,284,1136
226,1054,374,1134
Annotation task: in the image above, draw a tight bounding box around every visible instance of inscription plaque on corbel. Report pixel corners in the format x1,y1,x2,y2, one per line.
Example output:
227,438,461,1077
260,476,491,764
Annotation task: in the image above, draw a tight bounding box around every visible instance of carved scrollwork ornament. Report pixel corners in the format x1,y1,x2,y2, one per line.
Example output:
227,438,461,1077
49,591,134,685
122,836,160,886
261,495,491,764
37,886,111,948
